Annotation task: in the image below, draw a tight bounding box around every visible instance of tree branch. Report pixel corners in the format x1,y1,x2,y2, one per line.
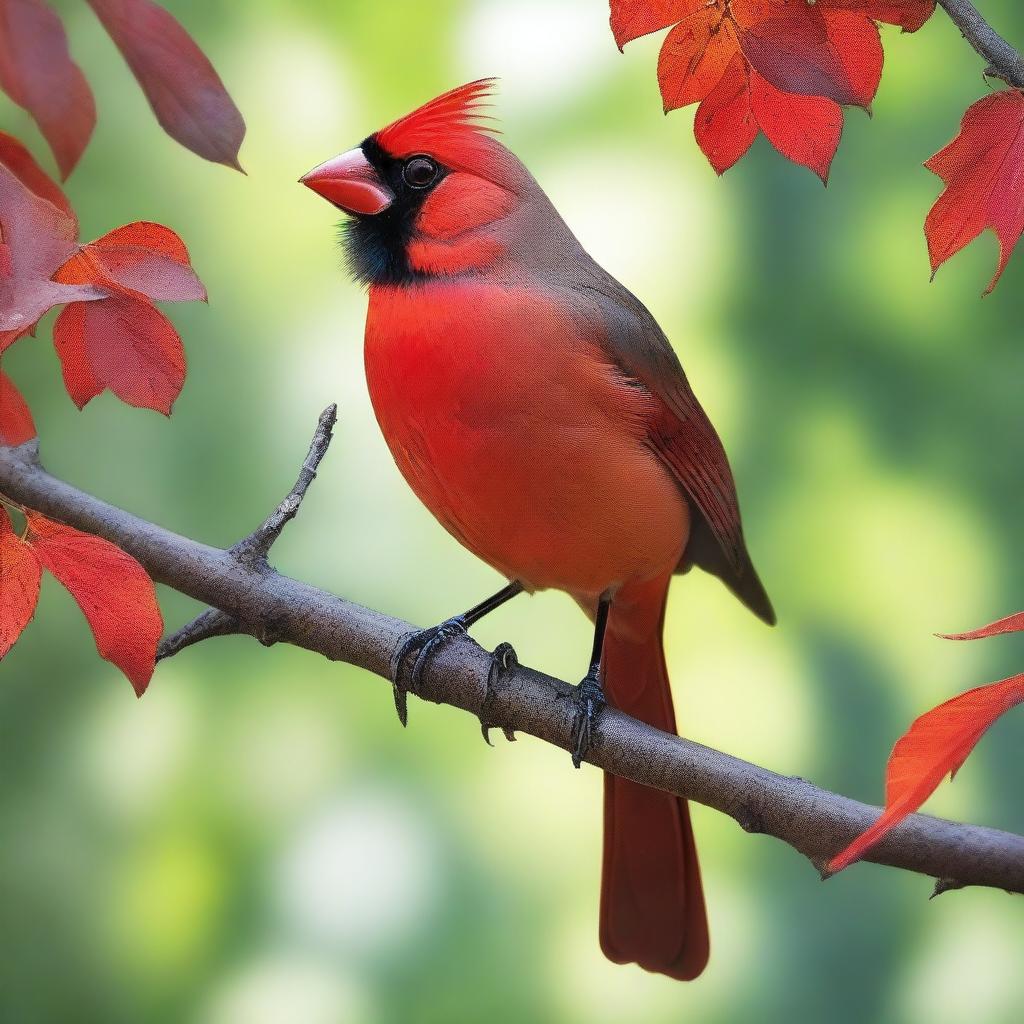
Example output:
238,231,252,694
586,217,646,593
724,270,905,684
229,402,337,565
1,420,1022,895
937,0,1024,88
157,608,238,661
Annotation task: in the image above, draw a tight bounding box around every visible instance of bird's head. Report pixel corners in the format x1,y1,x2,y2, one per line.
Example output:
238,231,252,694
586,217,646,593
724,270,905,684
301,80,538,287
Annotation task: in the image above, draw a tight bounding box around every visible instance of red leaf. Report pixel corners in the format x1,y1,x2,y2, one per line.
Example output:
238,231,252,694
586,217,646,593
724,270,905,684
54,222,206,305
27,514,162,694
53,295,186,414
81,222,206,303
925,89,1024,294
819,9,884,110
749,70,843,183
52,303,102,409
0,0,97,178
610,0,924,176
738,7,880,109
828,674,1024,872
820,0,935,33
695,55,758,174
0,366,36,444
92,222,190,265
0,131,74,218
0,505,41,658
610,0,709,49
939,611,1024,641
0,133,201,413
692,53,842,180
86,0,245,170
658,8,737,112
0,161,105,337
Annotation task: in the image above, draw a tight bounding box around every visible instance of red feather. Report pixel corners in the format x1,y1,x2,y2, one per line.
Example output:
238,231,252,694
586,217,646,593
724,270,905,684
375,80,501,173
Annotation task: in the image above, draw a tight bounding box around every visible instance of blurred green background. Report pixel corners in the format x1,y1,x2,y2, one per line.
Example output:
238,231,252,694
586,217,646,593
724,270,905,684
2,1,1023,1021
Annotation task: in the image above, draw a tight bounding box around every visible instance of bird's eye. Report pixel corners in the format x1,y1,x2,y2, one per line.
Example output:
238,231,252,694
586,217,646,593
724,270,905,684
403,156,438,189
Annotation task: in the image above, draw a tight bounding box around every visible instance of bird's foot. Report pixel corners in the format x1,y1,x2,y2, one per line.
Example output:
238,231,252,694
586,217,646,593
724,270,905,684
570,669,606,769
390,616,467,727
480,642,519,746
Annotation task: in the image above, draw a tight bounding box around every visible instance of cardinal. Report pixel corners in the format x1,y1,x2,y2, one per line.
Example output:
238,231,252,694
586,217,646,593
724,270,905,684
301,81,774,981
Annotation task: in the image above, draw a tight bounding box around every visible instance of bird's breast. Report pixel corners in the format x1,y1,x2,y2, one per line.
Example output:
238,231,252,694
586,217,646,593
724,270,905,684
363,280,688,595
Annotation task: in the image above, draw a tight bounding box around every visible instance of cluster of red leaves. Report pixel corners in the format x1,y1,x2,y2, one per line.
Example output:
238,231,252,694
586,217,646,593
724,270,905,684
612,1,1024,290
829,612,1024,872
610,0,935,181
0,0,244,178
0,503,162,692
0,129,201,692
0,131,205,444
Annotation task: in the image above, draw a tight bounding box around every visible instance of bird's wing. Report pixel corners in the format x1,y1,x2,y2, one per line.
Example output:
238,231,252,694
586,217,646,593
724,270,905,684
575,273,775,625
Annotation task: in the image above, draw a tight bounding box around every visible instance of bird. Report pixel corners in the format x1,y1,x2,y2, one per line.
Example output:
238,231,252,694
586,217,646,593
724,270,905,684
300,80,774,981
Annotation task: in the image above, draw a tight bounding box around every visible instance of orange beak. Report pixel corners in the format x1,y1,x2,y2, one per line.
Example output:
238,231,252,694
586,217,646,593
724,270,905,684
300,147,394,215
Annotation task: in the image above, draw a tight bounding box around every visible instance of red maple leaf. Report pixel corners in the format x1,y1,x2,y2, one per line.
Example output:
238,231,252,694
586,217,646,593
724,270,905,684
925,89,1024,295
24,513,164,693
610,0,935,179
0,136,205,415
828,611,1024,873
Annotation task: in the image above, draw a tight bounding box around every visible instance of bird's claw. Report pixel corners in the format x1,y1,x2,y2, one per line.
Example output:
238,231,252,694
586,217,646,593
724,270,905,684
389,616,468,727
480,641,519,745
570,670,606,768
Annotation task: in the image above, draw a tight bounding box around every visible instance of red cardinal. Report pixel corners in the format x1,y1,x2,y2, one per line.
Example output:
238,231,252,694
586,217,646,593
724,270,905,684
302,81,774,981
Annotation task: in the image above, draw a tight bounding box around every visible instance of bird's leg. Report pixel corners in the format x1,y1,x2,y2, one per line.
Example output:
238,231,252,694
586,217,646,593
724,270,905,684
570,594,611,768
390,581,524,727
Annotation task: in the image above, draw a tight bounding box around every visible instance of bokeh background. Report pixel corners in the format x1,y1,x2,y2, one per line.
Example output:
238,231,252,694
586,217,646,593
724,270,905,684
2,1,1022,1021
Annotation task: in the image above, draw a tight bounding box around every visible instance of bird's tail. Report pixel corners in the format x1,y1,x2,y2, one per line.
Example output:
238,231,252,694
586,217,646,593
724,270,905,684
599,576,710,980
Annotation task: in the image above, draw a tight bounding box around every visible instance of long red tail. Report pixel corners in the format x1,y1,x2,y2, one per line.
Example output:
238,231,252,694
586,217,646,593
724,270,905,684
599,578,709,980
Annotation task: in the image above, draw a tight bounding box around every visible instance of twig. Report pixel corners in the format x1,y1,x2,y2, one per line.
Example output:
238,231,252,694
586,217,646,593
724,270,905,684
156,404,337,660
157,608,237,661
937,0,1024,88
230,403,337,565
0,427,1022,894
